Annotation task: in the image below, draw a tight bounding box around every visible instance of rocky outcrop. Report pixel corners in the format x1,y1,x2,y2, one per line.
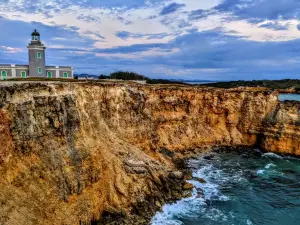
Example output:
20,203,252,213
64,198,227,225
0,82,299,225
258,100,300,155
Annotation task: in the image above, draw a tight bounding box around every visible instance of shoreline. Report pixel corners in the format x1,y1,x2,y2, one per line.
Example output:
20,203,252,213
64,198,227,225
97,146,298,225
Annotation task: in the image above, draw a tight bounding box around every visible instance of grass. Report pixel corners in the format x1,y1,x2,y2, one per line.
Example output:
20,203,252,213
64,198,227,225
0,77,186,85
1,77,79,82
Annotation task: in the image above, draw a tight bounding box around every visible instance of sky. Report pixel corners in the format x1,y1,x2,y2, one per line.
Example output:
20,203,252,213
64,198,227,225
0,0,300,81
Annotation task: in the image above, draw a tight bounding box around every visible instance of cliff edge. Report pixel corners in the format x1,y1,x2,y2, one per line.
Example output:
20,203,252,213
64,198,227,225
0,82,299,225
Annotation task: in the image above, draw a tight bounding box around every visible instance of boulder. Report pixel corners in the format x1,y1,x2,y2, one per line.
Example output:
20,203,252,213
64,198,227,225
124,159,146,167
186,171,193,180
193,177,207,184
169,171,183,179
132,167,147,174
203,154,215,160
183,182,194,190
196,188,204,198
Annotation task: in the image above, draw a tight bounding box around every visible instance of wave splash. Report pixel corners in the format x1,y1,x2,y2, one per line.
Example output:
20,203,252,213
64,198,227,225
152,154,246,225
152,150,300,225
262,152,283,159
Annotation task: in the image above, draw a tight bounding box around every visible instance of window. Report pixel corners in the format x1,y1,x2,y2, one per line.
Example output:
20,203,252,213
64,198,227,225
38,67,42,74
63,72,68,78
21,71,26,78
47,71,52,78
1,71,7,80
33,36,39,41
37,52,41,59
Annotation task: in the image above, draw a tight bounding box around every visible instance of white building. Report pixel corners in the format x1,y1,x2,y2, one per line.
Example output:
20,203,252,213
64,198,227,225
0,30,73,80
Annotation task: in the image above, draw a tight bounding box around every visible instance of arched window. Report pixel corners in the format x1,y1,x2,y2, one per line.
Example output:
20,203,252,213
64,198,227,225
1,71,7,80
47,71,52,78
63,72,68,78
21,71,26,78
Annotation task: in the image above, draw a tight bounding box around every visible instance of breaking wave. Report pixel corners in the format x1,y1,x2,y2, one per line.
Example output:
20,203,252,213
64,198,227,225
151,150,300,225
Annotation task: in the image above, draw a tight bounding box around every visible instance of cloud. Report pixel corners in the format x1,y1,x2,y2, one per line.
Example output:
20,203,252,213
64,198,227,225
215,0,300,20
0,46,23,53
259,21,289,30
0,0,300,80
160,3,185,15
115,31,144,40
95,47,180,59
188,9,206,20
115,31,170,40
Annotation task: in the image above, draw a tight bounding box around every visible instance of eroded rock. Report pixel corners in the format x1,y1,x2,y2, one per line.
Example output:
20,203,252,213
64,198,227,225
0,82,298,225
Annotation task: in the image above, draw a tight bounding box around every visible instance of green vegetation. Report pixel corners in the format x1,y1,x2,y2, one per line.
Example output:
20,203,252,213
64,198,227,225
99,71,185,84
0,71,185,85
110,71,147,80
200,79,300,91
0,77,78,82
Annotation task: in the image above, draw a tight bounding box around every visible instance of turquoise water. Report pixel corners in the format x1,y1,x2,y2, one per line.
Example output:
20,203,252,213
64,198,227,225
151,150,300,225
279,94,300,101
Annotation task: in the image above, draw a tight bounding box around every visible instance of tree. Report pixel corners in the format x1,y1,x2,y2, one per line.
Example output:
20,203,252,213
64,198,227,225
110,71,147,81
99,74,109,79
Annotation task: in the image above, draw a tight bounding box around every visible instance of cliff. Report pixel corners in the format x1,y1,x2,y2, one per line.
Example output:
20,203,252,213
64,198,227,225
0,82,299,225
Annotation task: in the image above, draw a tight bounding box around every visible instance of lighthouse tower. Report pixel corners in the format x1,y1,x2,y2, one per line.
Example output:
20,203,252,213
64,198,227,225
27,29,46,77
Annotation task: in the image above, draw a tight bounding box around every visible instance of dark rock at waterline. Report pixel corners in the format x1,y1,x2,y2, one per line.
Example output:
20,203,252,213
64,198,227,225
244,170,258,180
212,147,265,158
186,171,193,180
196,188,204,198
183,191,193,198
95,168,191,225
183,182,194,190
253,148,263,157
193,177,207,184
205,199,212,206
203,154,215,160
241,148,263,158
204,195,222,206
173,158,188,169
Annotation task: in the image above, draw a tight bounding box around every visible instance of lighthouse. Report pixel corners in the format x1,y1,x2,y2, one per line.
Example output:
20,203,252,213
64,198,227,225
27,30,47,77
0,29,73,80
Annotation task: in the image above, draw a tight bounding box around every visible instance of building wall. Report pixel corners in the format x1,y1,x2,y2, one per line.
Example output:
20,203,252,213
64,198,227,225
59,69,73,78
28,44,46,77
0,66,12,80
0,65,30,79
45,69,55,78
16,68,30,78
0,64,72,81
46,67,73,78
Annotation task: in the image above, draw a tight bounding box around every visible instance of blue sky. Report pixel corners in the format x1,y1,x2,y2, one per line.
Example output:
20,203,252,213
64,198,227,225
1,0,300,80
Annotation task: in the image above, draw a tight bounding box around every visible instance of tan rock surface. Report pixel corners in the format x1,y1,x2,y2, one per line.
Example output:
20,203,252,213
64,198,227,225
0,82,299,224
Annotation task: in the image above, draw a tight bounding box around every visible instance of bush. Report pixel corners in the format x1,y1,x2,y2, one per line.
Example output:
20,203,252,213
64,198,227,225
99,74,109,79
110,71,147,81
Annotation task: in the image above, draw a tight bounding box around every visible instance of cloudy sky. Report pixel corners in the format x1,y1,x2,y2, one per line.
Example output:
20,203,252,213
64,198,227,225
1,0,300,80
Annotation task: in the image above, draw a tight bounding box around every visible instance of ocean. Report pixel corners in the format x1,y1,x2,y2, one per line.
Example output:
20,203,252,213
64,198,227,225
278,94,300,101
151,149,300,225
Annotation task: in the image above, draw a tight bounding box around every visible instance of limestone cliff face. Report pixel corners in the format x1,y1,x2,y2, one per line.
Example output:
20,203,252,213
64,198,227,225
258,100,300,155
0,82,299,225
